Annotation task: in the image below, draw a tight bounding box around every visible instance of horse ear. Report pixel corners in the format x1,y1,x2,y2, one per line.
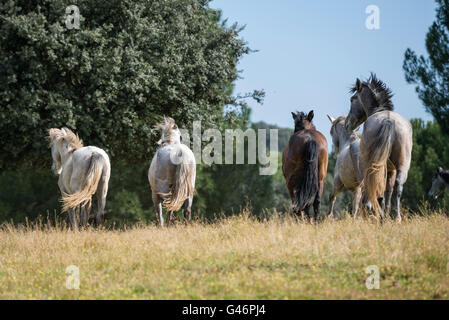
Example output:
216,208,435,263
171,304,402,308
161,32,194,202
327,114,335,123
291,112,297,120
356,78,362,92
307,110,314,121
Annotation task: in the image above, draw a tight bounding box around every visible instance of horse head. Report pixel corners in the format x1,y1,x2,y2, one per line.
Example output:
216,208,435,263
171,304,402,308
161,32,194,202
429,167,448,199
48,127,83,175
155,116,181,146
346,73,394,132
291,110,315,133
345,92,366,132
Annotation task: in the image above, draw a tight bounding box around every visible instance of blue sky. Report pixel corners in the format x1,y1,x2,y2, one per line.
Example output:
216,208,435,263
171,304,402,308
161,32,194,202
211,0,436,141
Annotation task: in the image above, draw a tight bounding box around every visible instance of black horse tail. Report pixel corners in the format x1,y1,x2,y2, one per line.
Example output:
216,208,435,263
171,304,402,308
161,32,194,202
293,140,319,213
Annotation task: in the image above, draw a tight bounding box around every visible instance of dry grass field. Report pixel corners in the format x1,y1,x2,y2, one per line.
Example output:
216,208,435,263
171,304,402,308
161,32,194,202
0,212,448,300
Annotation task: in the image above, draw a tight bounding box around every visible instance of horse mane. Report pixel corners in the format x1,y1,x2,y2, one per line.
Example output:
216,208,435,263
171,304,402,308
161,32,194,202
48,127,83,151
350,73,394,112
154,116,175,131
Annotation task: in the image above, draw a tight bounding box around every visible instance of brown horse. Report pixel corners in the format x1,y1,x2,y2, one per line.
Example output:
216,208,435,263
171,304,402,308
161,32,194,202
282,111,328,220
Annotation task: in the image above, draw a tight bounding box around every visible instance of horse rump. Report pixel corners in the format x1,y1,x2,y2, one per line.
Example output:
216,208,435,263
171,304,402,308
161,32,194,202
292,139,319,213
161,152,196,212
61,153,105,212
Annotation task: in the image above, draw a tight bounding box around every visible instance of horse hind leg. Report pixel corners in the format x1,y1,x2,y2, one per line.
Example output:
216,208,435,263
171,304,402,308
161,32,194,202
95,174,109,228
352,187,362,218
304,205,312,223
384,169,396,216
394,170,408,223
328,177,344,218
313,191,321,222
67,178,83,230
81,200,91,227
152,193,164,227
167,211,175,226
183,197,193,223
68,207,79,231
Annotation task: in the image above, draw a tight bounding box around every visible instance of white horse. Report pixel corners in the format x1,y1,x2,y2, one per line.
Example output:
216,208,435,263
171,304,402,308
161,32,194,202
48,128,111,229
327,115,363,218
148,117,196,226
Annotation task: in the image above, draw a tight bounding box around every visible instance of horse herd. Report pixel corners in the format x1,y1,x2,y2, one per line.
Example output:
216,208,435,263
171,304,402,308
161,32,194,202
48,116,195,228
48,73,448,229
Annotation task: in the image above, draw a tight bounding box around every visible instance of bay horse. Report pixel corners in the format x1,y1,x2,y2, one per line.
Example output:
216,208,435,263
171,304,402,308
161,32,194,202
48,128,111,229
345,74,413,222
282,111,328,221
149,117,196,227
327,115,363,218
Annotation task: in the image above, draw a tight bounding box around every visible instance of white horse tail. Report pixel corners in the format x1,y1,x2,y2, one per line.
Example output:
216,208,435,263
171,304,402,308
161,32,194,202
362,119,394,216
162,159,195,212
61,153,105,212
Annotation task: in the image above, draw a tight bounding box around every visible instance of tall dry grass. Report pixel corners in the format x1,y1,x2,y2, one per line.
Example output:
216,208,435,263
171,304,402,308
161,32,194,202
0,212,448,299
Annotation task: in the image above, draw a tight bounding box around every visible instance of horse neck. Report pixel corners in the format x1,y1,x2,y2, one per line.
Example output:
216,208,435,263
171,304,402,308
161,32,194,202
160,137,180,146
366,107,384,118
297,124,315,133
59,148,73,167
363,97,392,118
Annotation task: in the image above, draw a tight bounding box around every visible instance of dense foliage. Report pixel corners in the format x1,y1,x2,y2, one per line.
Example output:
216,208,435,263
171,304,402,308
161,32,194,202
403,0,449,132
402,119,449,211
0,0,262,168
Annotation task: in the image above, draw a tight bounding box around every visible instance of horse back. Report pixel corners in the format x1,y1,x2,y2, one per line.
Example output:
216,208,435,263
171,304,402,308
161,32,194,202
282,129,328,182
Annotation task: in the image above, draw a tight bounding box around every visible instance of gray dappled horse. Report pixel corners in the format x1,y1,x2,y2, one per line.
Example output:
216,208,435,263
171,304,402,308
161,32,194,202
48,128,111,229
345,74,413,222
327,115,363,218
428,167,449,199
149,117,196,227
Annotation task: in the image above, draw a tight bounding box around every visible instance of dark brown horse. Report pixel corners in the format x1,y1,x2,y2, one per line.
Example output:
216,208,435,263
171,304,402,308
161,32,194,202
282,111,328,220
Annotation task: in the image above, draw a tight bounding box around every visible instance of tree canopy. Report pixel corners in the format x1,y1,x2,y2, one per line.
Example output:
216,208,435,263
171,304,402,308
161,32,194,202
402,119,449,211
403,0,449,132
0,0,263,168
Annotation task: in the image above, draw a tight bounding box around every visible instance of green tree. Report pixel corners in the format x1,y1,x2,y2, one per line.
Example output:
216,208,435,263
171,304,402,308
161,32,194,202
403,0,449,132
0,0,263,169
402,119,449,211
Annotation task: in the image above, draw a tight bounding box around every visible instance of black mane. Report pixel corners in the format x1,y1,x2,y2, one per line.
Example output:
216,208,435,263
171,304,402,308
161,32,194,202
293,111,315,132
368,73,394,111
350,73,394,111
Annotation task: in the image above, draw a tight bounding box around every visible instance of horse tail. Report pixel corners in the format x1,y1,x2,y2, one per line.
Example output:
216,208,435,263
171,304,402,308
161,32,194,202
293,139,319,212
162,153,196,212
61,153,104,212
362,119,394,215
